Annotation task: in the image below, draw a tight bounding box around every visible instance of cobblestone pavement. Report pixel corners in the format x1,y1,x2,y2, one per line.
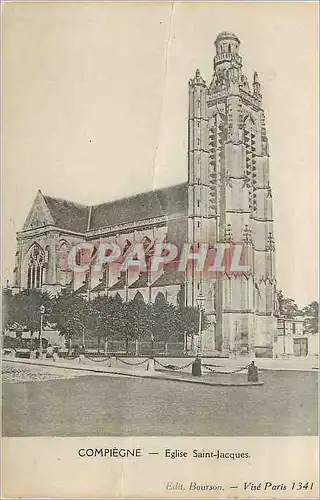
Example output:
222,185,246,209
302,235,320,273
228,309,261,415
2,361,91,384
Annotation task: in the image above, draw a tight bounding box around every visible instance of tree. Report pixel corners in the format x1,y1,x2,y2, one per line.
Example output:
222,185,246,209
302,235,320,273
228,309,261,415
51,291,91,353
3,290,53,333
2,290,54,349
2,289,17,330
44,289,210,354
301,301,319,334
277,290,299,318
88,294,124,351
176,305,209,348
153,301,182,342
118,301,154,353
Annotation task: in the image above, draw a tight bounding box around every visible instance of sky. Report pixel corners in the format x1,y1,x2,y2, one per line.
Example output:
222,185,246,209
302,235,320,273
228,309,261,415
2,1,318,307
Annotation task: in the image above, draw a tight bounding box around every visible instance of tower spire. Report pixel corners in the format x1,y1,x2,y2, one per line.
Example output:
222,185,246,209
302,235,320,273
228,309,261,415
253,71,262,101
189,68,206,87
187,32,276,354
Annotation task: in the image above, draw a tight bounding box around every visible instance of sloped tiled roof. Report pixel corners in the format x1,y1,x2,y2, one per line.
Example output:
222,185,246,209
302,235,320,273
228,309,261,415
152,269,185,287
43,195,90,233
129,273,149,289
91,281,106,293
41,183,188,234
73,283,88,295
108,274,126,291
89,183,188,231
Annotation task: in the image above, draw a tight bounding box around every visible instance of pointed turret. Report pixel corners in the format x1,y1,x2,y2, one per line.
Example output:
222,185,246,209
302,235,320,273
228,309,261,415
253,71,262,101
189,68,206,87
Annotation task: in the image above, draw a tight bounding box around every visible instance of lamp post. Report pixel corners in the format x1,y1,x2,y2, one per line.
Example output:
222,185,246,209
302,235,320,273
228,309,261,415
233,320,238,357
183,330,187,355
196,294,205,357
39,305,45,355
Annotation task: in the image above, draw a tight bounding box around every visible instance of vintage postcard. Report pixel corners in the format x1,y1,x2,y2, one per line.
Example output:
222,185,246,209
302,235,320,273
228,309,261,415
1,1,318,499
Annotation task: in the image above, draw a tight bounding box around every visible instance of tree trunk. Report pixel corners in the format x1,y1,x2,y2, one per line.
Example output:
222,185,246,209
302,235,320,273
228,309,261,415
97,334,101,354
104,337,108,356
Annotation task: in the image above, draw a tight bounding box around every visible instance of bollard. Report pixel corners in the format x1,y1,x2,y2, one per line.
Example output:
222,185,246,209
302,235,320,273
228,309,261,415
146,358,155,372
192,357,202,377
247,361,258,382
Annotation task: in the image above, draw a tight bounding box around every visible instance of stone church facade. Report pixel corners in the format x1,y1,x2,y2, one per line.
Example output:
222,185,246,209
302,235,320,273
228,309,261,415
12,32,277,356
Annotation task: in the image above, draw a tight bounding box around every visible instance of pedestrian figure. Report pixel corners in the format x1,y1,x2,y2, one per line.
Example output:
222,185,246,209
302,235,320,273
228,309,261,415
78,344,86,364
247,361,258,382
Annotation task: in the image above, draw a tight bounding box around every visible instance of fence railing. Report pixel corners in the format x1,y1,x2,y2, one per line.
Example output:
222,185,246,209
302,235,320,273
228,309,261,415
74,340,185,356
103,340,185,356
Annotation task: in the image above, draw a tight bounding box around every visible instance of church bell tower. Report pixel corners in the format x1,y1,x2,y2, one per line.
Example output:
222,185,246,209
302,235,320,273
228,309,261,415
187,32,277,355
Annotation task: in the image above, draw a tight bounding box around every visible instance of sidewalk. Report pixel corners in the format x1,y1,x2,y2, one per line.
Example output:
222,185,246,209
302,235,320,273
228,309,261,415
82,354,318,372
2,356,263,387
207,356,318,372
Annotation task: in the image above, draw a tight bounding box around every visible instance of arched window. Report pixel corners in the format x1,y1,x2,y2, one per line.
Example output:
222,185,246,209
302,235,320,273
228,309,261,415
244,116,257,135
240,277,248,309
59,241,70,286
228,44,231,53
59,241,69,271
155,292,166,305
134,291,145,303
225,276,232,309
74,244,93,267
27,244,45,289
207,290,213,310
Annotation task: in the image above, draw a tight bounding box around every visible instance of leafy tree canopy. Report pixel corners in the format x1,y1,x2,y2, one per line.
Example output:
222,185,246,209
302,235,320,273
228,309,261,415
301,301,319,334
3,289,209,347
276,290,299,319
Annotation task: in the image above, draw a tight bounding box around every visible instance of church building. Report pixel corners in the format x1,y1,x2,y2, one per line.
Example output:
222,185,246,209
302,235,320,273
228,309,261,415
12,32,278,356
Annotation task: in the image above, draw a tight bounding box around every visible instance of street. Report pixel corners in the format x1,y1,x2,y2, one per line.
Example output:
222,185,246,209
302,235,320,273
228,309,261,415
2,363,317,437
